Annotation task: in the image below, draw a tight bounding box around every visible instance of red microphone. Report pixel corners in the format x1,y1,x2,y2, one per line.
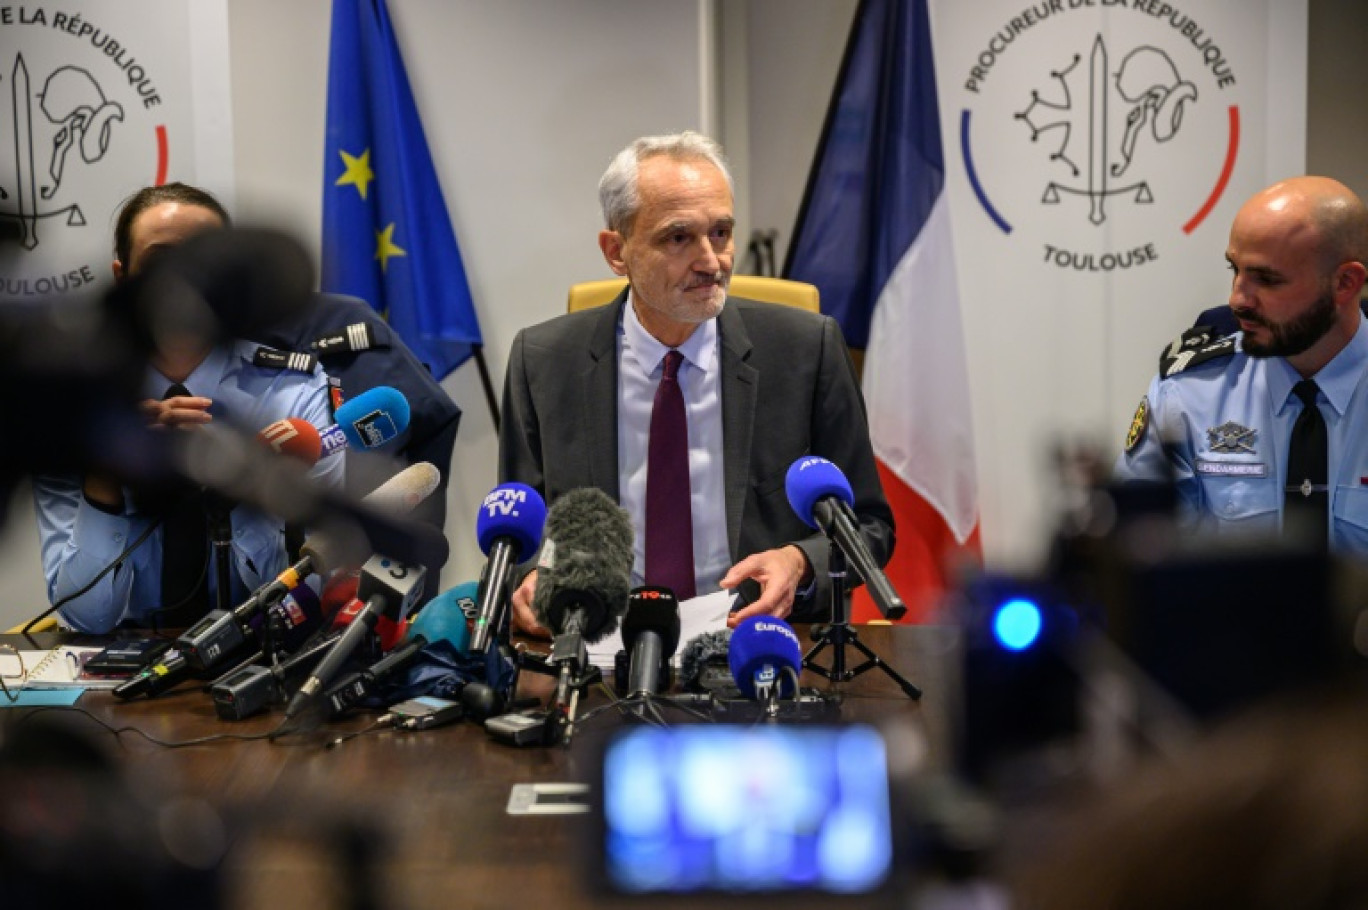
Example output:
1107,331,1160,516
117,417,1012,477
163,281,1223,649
325,574,405,651
257,417,322,465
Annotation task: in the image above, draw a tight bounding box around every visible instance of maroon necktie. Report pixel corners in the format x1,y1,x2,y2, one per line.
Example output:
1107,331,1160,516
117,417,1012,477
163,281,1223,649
645,350,696,600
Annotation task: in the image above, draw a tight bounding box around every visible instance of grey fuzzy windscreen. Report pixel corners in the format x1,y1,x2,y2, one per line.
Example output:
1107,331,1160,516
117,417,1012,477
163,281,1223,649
532,487,634,642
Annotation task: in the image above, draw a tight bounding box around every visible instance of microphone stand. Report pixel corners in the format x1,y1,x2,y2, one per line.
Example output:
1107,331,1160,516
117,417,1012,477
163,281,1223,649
578,690,712,729
803,544,922,700
206,493,235,613
507,634,602,748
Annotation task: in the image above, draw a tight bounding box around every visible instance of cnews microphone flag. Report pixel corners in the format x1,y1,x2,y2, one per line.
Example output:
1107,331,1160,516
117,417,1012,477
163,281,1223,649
784,0,979,622
321,0,483,381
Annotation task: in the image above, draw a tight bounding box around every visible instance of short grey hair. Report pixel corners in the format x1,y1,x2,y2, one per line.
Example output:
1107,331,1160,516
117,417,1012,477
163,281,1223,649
598,131,734,235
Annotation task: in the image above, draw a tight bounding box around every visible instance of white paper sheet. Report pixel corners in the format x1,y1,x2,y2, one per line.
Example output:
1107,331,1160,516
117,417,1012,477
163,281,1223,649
587,589,736,669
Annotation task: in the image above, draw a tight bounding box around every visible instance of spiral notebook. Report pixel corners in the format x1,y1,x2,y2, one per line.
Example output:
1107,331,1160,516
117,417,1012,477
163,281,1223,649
6,646,120,690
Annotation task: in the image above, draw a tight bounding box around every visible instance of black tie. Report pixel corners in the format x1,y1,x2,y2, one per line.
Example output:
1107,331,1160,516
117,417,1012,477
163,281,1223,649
158,383,210,625
1285,379,1329,548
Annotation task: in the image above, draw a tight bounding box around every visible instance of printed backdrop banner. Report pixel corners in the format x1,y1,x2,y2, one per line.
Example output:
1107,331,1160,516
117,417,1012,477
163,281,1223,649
0,1,232,302
931,0,1305,569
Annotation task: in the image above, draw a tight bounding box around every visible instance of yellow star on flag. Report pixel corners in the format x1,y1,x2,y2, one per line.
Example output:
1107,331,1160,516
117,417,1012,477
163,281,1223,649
335,148,375,200
375,223,407,272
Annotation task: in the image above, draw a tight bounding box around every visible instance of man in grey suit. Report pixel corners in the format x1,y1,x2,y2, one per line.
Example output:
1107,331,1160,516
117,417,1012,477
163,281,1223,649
500,131,892,634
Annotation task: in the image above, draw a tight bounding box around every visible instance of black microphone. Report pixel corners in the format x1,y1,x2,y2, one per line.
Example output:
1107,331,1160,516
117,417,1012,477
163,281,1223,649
284,554,427,720
210,629,344,721
323,637,425,717
470,483,546,653
621,587,681,697
112,648,192,700
785,456,905,620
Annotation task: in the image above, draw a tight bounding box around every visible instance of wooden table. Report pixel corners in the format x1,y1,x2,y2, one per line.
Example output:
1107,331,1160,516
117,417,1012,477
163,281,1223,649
0,624,958,910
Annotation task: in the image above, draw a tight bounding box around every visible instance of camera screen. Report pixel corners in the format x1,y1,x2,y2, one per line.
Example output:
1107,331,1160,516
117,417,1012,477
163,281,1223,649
596,724,895,895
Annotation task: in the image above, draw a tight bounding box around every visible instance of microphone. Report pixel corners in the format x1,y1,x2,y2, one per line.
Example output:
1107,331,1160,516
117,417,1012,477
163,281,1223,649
261,582,325,653
256,417,322,465
785,456,906,621
323,587,470,716
112,648,192,700
530,487,634,646
408,584,475,655
728,615,803,703
285,554,427,719
171,462,442,677
470,483,547,653
232,461,441,621
210,629,344,721
330,595,406,652
678,628,735,693
525,487,633,745
621,586,681,697
319,385,411,457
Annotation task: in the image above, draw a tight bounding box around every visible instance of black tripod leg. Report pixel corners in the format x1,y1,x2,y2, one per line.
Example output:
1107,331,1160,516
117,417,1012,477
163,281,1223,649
845,633,922,699
802,624,922,699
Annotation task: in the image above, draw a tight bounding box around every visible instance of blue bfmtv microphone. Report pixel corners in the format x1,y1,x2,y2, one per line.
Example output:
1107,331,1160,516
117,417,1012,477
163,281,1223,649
728,615,803,702
785,456,905,621
471,483,547,652
319,385,412,457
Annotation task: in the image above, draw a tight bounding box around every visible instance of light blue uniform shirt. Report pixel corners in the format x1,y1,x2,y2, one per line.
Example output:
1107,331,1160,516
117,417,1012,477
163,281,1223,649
617,295,730,596
1116,314,1368,551
33,341,345,633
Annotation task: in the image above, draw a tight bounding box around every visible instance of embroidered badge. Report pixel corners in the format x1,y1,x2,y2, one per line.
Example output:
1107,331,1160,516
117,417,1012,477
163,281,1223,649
1196,459,1268,478
1206,420,1257,455
1125,397,1149,453
253,346,318,374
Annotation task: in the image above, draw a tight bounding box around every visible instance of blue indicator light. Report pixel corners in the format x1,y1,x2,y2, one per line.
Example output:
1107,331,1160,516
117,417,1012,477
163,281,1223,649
993,598,1042,651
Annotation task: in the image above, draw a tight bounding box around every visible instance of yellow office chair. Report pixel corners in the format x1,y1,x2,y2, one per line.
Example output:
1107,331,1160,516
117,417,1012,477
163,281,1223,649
567,275,820,314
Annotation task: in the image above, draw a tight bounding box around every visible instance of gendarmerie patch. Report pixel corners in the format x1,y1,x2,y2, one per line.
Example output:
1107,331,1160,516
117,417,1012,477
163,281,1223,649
1125,397,1150,453
1159,326,1237,379
252,346,318,374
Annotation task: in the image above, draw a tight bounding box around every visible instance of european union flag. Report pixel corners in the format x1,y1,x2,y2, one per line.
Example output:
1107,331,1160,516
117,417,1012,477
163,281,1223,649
322,0,482,381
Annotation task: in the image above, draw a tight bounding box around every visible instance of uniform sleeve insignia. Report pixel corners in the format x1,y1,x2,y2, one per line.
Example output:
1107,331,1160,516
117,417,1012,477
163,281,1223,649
1159,326,1237,379
252,346,318,374
1125,396,1150,453
311,322,380,355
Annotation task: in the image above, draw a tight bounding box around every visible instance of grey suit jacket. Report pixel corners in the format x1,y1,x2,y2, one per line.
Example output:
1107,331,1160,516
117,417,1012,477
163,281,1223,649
498,290,894,620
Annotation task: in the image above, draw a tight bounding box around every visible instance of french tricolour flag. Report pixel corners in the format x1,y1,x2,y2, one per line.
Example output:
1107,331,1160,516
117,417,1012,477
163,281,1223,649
785,0,979,622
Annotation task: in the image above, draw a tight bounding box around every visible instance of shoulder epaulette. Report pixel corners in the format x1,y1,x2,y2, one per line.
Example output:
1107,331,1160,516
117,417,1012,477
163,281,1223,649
1158,324,1237,379
252,345,318,374
311,323,382,356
